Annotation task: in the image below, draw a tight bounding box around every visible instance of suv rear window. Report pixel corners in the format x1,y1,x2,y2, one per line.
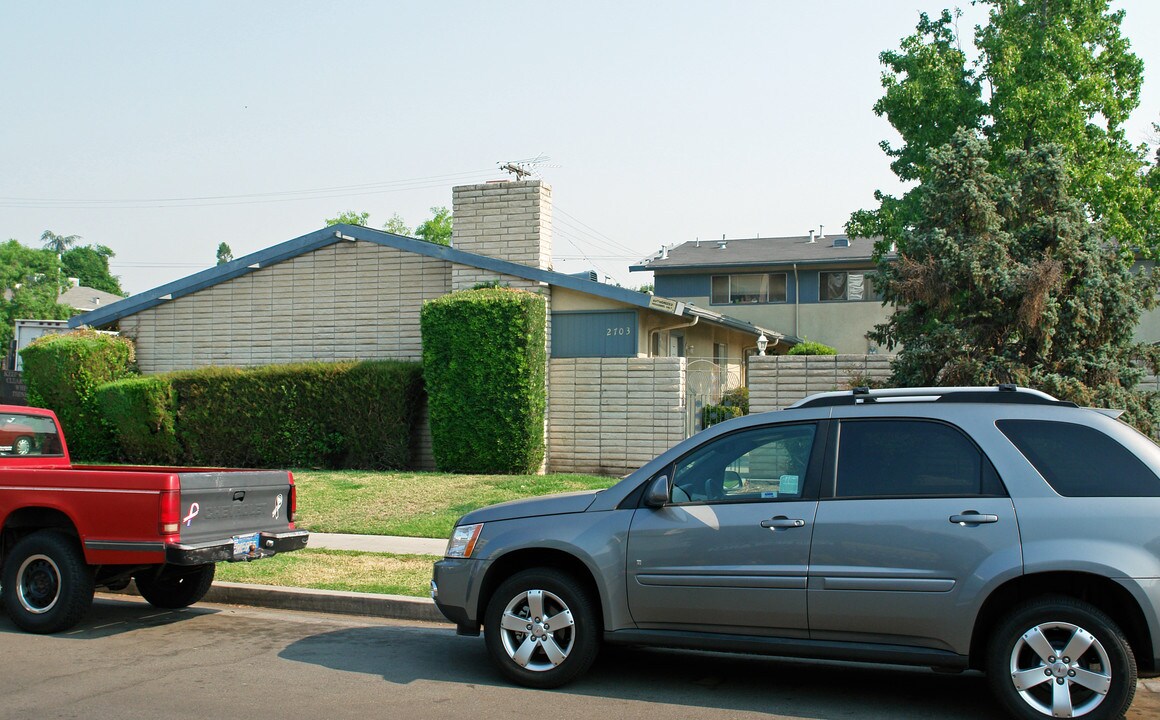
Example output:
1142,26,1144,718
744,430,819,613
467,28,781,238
997,419,1160,497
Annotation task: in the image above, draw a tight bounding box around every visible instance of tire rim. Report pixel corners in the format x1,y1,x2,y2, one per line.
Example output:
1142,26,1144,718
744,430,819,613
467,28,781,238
14,437,32,455
1008,620,1112,718
16,553,62,615
497,588,577,672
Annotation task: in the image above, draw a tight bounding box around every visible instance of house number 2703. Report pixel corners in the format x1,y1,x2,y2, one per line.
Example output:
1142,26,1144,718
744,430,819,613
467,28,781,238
607,327,632,336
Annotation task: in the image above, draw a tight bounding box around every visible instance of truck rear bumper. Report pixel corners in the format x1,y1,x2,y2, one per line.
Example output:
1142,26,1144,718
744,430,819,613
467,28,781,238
166,529,310,565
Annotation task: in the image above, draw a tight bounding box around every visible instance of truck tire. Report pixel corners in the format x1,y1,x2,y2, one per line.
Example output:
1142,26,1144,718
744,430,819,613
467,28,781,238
483,568,600,689
986,595,1136,720
135,564,215,609
2,530,94,634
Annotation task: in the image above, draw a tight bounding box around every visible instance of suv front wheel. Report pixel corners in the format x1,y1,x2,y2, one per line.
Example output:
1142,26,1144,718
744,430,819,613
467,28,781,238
483,568,600,689
986,596,1136,720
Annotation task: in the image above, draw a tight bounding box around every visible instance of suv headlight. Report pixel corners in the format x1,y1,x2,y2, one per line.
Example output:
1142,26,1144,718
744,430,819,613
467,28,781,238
445,523,484,558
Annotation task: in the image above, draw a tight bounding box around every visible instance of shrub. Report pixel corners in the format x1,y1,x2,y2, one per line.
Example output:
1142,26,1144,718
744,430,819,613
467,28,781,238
702,403,743,429
787,340,838,356
97,376,180,464
168,361,423,470
721,386,750,415
19,329,137,461
421,287,546,473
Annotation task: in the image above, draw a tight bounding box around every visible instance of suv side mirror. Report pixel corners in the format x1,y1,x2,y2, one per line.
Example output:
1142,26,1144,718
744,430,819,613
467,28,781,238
644,475,670,508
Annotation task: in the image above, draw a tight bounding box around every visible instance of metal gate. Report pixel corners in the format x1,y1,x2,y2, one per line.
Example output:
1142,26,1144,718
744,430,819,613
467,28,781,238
685,358,744,436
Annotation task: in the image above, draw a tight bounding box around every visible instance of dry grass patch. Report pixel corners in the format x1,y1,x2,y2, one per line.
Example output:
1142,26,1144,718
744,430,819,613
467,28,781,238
214,548,437,597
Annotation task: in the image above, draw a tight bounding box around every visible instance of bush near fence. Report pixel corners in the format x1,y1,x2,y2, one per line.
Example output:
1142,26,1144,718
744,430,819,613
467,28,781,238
19,329,137,461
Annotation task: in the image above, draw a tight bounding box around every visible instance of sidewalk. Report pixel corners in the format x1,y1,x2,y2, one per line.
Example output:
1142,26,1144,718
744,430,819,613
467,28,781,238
308,532,446,556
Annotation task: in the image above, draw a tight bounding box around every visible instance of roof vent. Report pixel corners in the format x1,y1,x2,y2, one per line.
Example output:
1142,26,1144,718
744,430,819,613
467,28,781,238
660,245,668,260
808,230,816,244
832,237,850,248
818,225,825,239
717,240,728,250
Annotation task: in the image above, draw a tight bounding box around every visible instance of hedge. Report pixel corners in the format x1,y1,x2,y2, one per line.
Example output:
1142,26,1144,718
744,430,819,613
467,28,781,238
97,376,180,464
787,340,838,356
19,329,137,461
421,287,546,473
167,361,423,470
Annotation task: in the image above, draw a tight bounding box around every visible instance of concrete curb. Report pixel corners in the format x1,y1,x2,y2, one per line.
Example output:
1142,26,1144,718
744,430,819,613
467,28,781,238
203,582,450,624
108,581,451,625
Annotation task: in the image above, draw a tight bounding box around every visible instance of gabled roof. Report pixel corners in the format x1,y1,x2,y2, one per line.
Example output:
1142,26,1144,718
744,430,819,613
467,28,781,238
631,233,888,272
69,224,796,344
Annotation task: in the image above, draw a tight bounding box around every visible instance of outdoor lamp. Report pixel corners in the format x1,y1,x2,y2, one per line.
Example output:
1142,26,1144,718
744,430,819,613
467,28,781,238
757,333,768,356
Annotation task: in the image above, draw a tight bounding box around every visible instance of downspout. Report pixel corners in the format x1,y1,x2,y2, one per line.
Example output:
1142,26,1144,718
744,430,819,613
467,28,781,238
793,263,800,338
649,315,699,356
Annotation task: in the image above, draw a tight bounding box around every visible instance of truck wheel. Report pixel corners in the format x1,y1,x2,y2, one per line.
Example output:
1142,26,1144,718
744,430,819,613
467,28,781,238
135,564,215,609
483,568,600,689
12,435,33,455
986,595,1135,720
1,530,94,634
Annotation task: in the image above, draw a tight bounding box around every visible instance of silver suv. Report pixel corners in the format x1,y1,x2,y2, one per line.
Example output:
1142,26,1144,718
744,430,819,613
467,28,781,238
432,386,1160,720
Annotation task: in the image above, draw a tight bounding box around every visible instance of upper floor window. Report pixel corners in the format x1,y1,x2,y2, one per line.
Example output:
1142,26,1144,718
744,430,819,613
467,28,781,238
820,271,867,302
711,274,788,305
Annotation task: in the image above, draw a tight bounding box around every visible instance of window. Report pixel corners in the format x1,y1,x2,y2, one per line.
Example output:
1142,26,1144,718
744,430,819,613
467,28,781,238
711,274,788,305
820,271,869,302
0,413,64,457
834,420,1004,498
997,420,1160,497
669,424,816,503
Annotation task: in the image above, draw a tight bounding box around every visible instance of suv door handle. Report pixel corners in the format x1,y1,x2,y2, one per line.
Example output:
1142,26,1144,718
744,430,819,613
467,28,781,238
761,516,806,530
950,512,999,526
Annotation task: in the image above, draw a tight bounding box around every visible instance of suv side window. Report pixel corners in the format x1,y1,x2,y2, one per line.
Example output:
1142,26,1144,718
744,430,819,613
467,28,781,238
997,419,1160,497
670,423,816,503
835,419,1004,498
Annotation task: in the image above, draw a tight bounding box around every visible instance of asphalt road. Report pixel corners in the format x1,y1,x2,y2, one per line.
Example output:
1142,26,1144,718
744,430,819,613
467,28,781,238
3,595,1159,720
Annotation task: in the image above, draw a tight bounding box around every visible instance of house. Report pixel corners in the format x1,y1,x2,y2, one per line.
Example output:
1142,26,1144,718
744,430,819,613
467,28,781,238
632,231,893,354
69,180,794,474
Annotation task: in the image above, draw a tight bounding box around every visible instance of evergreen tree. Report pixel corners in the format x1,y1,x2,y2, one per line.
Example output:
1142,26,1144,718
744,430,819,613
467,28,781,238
872,130,1160,432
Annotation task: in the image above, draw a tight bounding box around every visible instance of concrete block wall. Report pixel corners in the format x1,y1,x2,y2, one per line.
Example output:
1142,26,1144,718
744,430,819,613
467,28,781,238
120,241,450,373
548,357,686,476
451,180,552,277
748,354,893,413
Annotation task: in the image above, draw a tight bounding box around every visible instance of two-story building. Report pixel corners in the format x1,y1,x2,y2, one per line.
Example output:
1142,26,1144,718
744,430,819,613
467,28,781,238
632,231,893,355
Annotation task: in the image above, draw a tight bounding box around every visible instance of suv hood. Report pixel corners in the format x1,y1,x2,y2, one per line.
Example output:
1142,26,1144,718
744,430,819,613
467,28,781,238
458,490,601,524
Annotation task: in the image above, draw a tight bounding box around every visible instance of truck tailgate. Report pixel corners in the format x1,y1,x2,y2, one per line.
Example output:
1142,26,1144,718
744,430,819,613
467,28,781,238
175,470,303,561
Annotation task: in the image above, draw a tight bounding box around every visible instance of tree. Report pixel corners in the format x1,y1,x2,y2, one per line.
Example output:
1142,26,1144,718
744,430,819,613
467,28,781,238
216,242,234,265
383,213,411,236
871,130,1160,432
40,230,82,256
850,1,1157,257
413,206,452,246
61,245,125,296
0,240,74,348
325,210,370,227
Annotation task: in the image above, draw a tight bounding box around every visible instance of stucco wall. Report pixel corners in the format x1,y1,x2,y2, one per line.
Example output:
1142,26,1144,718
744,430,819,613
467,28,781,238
548,357,686,476
120,241,450,373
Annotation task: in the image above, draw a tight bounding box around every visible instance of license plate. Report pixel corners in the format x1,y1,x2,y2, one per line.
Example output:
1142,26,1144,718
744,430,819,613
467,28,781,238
232,532,260,558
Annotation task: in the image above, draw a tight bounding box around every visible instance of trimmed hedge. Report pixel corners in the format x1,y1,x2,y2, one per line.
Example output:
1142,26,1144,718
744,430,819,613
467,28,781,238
421,287,546,473
94,360,423,470
97,376,180,464
20,329,137,461
169,361,423,470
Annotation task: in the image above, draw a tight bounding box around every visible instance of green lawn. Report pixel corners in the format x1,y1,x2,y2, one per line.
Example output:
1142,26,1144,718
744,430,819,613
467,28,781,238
290,470,617,539
214,548,437,596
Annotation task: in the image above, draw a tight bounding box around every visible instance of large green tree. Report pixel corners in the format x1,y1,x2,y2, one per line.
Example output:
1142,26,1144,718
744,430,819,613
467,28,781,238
0,240,74,348
872,130,1160,432
850,1,1157,257
61,244,125,296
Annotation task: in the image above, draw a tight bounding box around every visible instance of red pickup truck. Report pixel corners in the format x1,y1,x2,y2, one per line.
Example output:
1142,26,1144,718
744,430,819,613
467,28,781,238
0,404,309,633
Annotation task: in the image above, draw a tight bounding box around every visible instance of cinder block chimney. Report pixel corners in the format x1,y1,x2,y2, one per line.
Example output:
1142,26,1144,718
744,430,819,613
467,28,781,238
450,180,552,291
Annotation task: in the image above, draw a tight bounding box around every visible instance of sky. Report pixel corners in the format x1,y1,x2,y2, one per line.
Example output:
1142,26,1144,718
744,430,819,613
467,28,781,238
3,1,1159,296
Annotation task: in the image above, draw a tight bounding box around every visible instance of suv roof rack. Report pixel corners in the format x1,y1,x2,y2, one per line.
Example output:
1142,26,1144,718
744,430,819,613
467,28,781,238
790,384,1079,409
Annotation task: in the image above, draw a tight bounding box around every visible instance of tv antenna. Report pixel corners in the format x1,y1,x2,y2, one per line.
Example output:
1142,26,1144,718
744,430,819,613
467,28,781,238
498,154,558,180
